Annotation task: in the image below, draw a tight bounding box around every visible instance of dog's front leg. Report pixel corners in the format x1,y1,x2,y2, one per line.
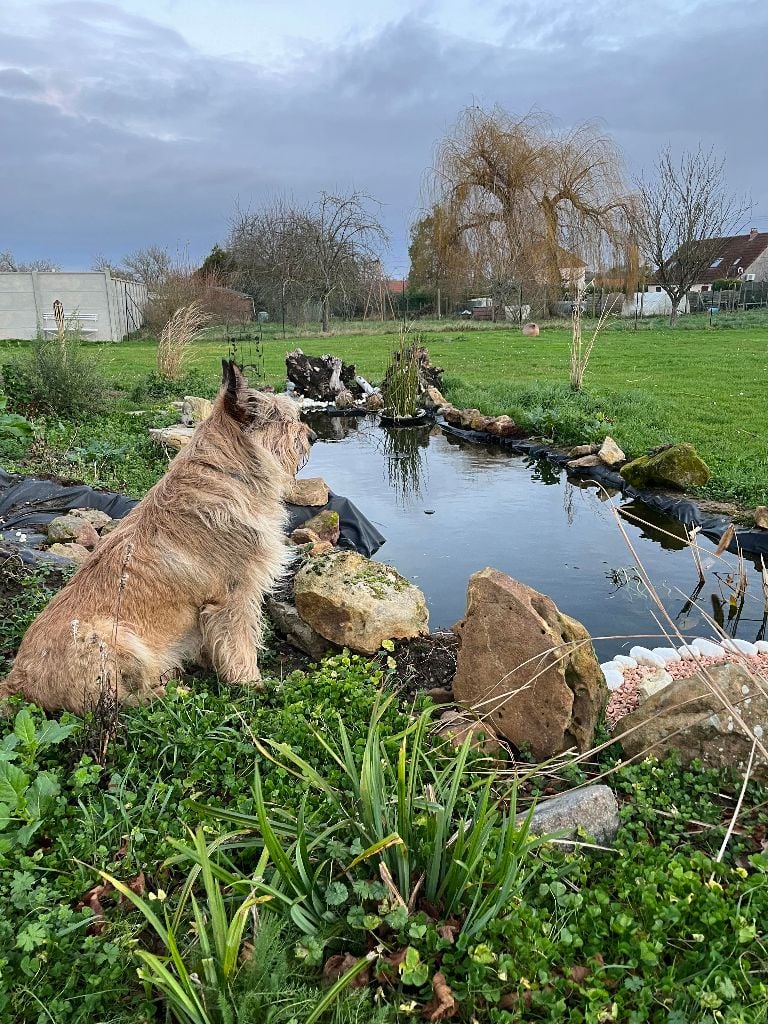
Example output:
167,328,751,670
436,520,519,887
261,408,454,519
199,599,264,689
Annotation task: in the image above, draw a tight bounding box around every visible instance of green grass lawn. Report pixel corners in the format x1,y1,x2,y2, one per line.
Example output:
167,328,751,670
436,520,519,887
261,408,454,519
1,318,767,505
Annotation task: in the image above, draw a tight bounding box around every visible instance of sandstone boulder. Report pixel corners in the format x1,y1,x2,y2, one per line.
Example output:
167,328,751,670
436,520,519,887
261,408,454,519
486,415,524,439
285,477,330,507
619,662,768,780
620,443,710,491
299,510,340,546
566,454,603,470
366,393,385,413
435,709,502,754
265,596,333,661
569,443,600,458
47,515,99,549
422,386,449,411
294,551,429,655
182,395,214,424
47,542,91,565
452,569,606,759
755,506,768,529
598,436,625,467
149,425,195,450
335,388,356,410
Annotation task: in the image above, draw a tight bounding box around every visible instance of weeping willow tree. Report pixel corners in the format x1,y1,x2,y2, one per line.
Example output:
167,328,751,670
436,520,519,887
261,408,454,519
428,107,638,303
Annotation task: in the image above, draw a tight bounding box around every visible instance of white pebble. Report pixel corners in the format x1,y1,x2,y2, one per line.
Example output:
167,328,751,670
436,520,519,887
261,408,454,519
754,725,764,740
755,641,768,655
629,646,666,668
614,655,638,669
602,668,624,691
600,660,623,675
690,638,726,659
651,647,682,664
678,644,702,660
721,638,759,657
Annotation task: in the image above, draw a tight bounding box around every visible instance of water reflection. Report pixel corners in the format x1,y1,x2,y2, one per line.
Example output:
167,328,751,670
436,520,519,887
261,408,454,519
381,425,431,505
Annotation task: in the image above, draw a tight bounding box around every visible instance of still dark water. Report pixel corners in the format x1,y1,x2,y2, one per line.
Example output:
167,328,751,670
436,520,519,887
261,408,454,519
300,416,766,661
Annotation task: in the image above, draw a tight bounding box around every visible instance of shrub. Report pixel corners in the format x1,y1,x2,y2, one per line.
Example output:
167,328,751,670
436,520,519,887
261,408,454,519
2,332,108,416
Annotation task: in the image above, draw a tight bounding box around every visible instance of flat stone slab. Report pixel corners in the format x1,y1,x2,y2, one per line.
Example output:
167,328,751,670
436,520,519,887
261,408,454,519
517,784,620,847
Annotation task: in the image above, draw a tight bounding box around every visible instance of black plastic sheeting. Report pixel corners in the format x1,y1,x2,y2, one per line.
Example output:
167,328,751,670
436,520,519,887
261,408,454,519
439,421,768,561
0,469,385,562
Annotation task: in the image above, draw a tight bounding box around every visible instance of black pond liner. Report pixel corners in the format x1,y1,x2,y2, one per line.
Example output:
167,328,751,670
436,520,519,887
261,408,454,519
379,410,430,428
438,421,768,561
0,468,385,566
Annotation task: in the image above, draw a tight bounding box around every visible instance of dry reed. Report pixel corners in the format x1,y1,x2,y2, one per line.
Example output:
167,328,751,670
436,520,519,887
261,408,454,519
156,302,214,380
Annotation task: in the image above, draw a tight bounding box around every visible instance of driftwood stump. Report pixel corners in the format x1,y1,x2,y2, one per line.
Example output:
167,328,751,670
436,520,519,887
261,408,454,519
286,349,361,400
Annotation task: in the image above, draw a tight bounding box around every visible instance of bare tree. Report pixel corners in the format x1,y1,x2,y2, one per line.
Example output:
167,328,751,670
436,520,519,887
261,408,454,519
635,146,750,324
120,245,175,288
0,251,60,272
229,198,315,335
308,192,388,332
91,254,125,275
428,107,636,307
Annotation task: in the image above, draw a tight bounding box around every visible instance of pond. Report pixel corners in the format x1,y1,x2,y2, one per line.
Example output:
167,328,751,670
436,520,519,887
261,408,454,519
301,415,767,661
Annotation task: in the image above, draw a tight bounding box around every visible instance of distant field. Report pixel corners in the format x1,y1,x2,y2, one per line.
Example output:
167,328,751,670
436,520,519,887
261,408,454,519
1,318,767,506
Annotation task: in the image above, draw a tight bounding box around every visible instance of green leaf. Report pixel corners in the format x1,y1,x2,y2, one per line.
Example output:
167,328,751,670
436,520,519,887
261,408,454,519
0,762,28,810
381,639,395,652
13,709,36,747
324,881,348,908
16,923,47,951
35,719,78,748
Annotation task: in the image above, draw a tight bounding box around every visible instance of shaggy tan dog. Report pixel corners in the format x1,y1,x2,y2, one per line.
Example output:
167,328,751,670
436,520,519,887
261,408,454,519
1,361,315,715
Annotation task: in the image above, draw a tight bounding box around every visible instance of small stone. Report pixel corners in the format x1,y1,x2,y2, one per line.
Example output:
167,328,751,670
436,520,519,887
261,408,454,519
423,386,448,411
265,596,332,661
70,508,113,530
486,415,523,439
721,638,759,657
442,407,464,426
569,443,599,458
597,436,625,467
309,541,334,557
47,542,91,565
290,527,321,546
651,647,682,664
567,454,603,470
299,510,340,546
678,644,702,660
47,515,99,549
468,411,491,432
99,520,121,537
426,685,454,704
435,710,501,754
754,506,768,529
603,668,624,691
519,785,620,846
285,477,330,507
149,425,195,450
629,645,666,668
365,393,384,412
613,654,638,669
755,641,768,655
690,638,726,659
638,667,673,702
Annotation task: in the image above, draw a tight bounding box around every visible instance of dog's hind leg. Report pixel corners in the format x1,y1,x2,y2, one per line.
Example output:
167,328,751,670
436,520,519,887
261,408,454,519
199,597,264,688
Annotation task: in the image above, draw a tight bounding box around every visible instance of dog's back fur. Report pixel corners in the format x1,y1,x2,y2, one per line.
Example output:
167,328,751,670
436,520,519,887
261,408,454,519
1,362,314,715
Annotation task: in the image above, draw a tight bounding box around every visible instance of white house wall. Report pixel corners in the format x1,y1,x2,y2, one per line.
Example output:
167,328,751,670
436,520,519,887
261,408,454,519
0,271,147,341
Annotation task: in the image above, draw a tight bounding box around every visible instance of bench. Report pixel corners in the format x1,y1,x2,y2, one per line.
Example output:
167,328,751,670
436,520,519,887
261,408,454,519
41,312,99,335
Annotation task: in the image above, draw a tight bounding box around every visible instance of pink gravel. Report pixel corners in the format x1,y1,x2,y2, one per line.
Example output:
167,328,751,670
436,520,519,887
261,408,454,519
605,650,768,730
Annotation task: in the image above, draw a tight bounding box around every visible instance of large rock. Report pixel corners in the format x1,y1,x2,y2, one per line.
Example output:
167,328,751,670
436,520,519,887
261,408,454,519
486,415,525,439
620,444,710,490
294,551,429,655
452,569,606,759
754,506,768,529
518,785,620,846
422,386,448,412
619,663,768,780
285,477,330,507
47,515,99,549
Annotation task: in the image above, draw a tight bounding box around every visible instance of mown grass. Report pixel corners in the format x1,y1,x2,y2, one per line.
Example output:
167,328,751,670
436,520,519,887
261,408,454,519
1,316,767,505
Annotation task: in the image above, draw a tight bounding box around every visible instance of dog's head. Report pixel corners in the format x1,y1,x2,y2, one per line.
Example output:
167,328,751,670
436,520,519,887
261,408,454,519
218,360,315,475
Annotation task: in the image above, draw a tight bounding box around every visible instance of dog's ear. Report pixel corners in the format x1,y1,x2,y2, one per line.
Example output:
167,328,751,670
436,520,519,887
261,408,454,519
221,359,273,427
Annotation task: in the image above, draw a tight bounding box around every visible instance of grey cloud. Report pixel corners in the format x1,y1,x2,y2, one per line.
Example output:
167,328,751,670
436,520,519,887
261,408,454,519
0,0,766,270
0,68,44,96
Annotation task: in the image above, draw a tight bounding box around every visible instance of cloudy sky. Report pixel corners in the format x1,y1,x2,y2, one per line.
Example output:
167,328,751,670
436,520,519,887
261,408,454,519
1,0,766,274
